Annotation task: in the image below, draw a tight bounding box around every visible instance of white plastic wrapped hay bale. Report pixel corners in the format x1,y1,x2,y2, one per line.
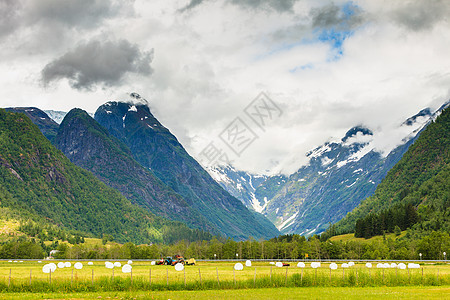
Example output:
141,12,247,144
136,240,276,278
74,262,83,270
122,264,132,273
175,263,184,271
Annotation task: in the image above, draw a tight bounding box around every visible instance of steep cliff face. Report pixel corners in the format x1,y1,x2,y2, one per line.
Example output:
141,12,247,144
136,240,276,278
95,98,280,240
55,108,214,233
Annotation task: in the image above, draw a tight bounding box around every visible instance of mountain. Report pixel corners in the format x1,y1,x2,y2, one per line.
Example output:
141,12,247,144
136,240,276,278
210,103,448,236
55,108,214,233
44,110,68,124
207,165,286,213
334,105,449,235
94,94,280,240
264,126,415,235
0,108,211,244
5,107,59,142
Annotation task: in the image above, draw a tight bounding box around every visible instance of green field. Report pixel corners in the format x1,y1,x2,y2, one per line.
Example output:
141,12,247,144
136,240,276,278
0,260,448,298
329,231,408,243
2,286,450,299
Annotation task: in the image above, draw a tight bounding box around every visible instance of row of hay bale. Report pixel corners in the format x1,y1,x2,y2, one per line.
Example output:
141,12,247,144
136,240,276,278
42,262,83,273
105,260,133,273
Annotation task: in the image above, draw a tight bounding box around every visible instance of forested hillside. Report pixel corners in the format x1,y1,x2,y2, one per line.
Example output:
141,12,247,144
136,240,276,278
0,109,211,244
5,107,59,142
55,108,215,233
333,107,449,237
95,100,280,240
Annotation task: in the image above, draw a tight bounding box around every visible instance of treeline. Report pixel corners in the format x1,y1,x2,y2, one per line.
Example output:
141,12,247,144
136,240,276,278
18,222,86,245
0,238,45,259
16,220,212,252
58,230,450,261
354,203,419,239
1,230,447,260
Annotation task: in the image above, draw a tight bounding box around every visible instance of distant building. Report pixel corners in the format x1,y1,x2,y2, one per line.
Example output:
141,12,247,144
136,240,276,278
48,250,59,259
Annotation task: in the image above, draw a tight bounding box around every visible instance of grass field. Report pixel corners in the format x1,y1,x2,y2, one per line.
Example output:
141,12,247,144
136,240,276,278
2,286,450,299
0,260,448,298
329,231,408,243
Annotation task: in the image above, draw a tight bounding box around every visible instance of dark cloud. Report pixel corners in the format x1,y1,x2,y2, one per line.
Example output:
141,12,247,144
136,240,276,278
0,0,133,42
41,39,153,90
180,0,299,13
27,0,129,29
392,0,450,31
310,2,363,30
0,0,22,38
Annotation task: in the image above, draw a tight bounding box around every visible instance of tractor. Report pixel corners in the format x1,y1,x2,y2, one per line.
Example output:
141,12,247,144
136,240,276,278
163,255,185,266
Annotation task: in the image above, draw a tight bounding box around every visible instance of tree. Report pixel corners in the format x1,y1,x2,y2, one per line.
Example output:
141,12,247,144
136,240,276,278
394,225,402,236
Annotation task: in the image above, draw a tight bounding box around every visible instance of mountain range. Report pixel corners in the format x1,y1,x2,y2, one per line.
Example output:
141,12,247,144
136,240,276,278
5,94,279,241
55,108,213,233
4,94,448,242
209,102,449,236
93,96,279,239
0,108,211,244
333,105,449,236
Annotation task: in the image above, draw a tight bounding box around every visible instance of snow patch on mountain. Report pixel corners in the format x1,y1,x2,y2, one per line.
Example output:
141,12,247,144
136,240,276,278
321,156,334,166
251,192,267,213
307,144,331,158
278,211,299,231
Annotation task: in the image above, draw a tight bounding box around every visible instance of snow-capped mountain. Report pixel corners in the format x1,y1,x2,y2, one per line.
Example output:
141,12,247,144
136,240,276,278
207,102,449,236
207,165,285,213
44,110,94,124
44,110,68,124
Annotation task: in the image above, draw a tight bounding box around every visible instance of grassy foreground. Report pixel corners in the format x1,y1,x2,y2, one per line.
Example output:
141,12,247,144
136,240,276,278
0,261,448,297
1,286,449,299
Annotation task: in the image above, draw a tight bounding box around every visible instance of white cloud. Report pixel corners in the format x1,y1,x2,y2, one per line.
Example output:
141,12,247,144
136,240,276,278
0,0,449,175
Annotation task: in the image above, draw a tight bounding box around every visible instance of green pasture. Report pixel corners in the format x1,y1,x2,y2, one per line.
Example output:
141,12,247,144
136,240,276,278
0,260,448,295
2,286,450,299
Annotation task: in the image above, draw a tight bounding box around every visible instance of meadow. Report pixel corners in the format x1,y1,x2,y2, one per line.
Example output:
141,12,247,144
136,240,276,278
0,260,448,297
2,286,449,300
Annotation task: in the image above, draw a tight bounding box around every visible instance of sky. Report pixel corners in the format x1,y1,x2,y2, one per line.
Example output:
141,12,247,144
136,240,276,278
0,0,449,175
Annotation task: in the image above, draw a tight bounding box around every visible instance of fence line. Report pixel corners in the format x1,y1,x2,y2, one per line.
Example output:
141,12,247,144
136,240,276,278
0,259,448,262
1,264,447,292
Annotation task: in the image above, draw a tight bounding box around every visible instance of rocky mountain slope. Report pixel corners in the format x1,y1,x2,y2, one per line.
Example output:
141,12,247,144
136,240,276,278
210,103,448,236
334,106,449,235
55,108,214,233
94,95,279,240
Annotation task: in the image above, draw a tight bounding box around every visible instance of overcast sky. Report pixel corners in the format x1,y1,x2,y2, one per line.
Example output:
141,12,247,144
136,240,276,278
1,0,449,175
